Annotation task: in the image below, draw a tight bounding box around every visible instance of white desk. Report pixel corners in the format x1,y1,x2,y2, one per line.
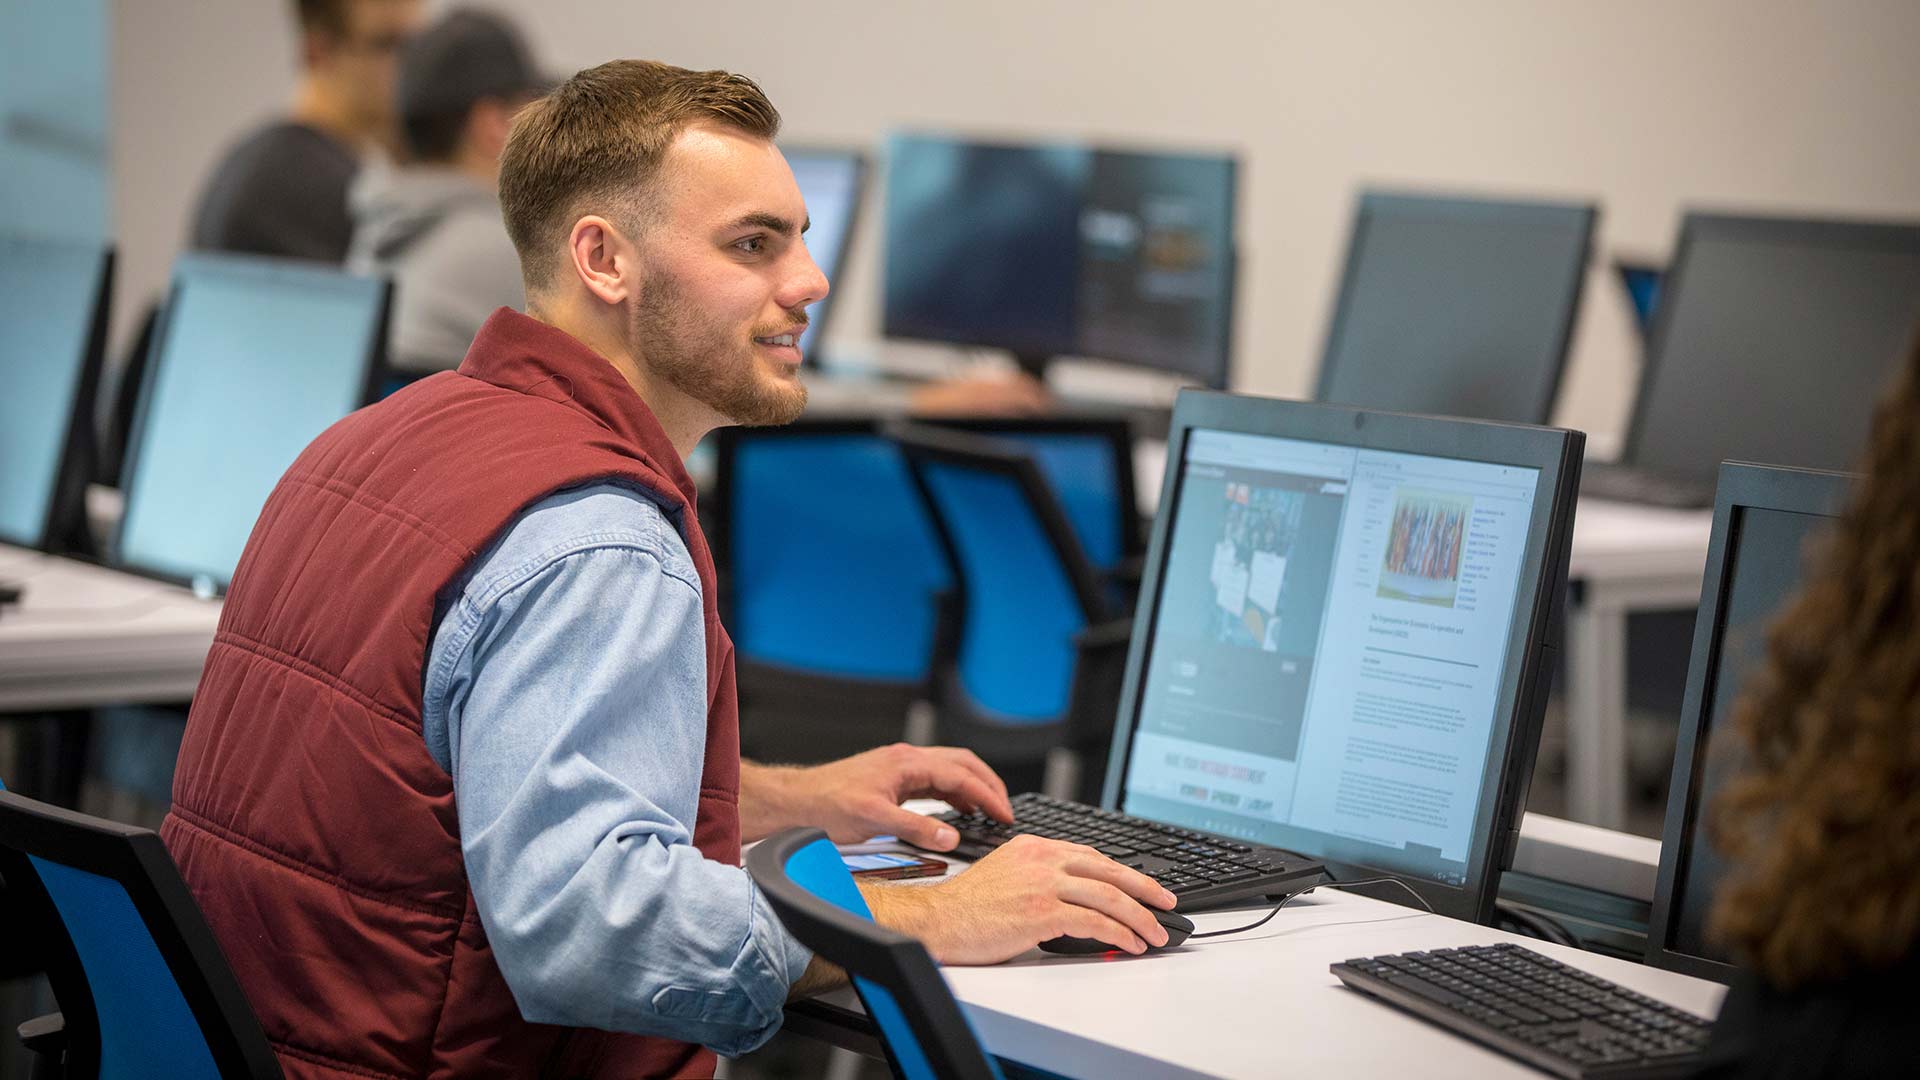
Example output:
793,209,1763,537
804,887,1720,1079
1562,500,1713,829
0,545,219,710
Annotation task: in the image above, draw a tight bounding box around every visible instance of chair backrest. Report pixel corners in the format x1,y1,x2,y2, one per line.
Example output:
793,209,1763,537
745,828,1003,1080
894,424,1111,727
0,786,282,1079
713,419,953,684
937,417,1139,574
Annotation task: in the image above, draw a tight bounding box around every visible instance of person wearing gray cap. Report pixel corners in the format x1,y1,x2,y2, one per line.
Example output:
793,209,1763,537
348,8,550,380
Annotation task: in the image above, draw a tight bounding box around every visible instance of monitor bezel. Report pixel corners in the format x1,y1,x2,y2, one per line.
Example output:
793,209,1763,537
0,238,113,554
1644,460,1856,983
879,131,1238,389
111,252,392,595
781,145,868,370
1312,189,1598,426
1619,211,1920,476
1100,389,1582,924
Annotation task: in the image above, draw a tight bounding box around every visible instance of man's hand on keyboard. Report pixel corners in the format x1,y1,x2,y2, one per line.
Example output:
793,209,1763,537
738,744,1013,851
865,835,1178,964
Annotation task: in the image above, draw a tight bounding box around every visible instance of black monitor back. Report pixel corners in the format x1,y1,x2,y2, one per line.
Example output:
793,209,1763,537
1645,462,1855,982
1623,213,1920,488
882,132,1236,387
0,234,112,553
1314,191,1595,425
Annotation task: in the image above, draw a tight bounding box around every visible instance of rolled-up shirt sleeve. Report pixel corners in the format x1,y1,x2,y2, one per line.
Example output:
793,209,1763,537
422,485,811,1056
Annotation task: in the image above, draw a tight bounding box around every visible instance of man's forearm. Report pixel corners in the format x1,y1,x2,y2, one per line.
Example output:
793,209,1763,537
739,759,811,843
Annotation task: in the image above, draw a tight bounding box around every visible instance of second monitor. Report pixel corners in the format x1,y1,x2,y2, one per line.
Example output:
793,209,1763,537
883,132,1236,388
1315,191,1596,425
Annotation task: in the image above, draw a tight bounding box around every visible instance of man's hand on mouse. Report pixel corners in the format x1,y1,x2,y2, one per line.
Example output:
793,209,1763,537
738,744,1013,850
864,835,1178,964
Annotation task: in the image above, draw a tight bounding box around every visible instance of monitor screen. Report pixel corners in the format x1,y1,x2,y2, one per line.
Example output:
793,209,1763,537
117,257,385,589
1120,425,1543,888
883,133,1235,385
784,148,863,363
1316,193,1594,425
0,236,108,548
1629,216,1920,487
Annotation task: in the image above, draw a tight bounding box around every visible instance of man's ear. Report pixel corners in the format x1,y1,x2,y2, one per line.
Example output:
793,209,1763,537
567,216,641,306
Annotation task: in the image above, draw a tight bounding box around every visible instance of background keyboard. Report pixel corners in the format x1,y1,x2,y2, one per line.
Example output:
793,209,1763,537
933,793,1325,909
1332,943,1714,1078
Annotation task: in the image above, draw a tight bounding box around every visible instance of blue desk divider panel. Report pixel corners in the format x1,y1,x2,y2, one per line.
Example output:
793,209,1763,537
26,856,222,1079
919,464,1084,722
732,435,950,681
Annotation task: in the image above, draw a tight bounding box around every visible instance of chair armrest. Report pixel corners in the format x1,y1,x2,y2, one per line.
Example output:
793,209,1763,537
18,1011,65,1055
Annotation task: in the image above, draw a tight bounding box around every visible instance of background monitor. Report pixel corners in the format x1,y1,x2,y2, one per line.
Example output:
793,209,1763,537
882,132,1236,387
0,235,112,551
115,254,389,591
1623,213,1920,488
1645,462,1853,982
783,147,865,365
1102,390,1583,922
1314,191,1596,425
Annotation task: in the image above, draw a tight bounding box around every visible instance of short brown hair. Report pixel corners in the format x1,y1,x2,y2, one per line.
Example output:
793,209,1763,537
498,59,781,290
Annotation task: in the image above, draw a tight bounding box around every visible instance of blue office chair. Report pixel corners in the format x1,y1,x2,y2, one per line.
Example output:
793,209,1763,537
746,827,1003,1080
711,420,956,763
893,424,1131,798
0,784,282,1078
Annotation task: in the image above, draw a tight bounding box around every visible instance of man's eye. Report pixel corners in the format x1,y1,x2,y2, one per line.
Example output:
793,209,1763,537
734,236,766,254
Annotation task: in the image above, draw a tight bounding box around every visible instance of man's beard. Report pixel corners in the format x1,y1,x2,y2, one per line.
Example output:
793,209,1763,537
627,271,808,427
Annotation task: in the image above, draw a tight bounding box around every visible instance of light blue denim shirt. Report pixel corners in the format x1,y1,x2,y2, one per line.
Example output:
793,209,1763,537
422,482,812,1056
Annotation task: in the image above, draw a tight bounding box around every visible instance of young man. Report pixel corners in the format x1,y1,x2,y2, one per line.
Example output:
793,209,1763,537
348,8,545,375
161,60,1172,1079
189,0,424,261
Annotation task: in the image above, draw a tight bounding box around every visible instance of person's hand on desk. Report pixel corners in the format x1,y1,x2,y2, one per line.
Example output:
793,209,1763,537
864,835,1178,962
907,372,1054,417
739,743,1014,850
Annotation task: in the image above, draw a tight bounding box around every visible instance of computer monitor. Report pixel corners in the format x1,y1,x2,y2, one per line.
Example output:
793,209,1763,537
0,235,112,552
115,254,390,592
783,147,865,366
1100,391,1582,922
882,132,1236,387
1645,462,1854,982
1621,213,1920,490
1314,192,1596,425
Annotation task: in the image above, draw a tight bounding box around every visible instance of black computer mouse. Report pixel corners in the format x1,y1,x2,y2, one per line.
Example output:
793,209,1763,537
1039,908,1194,955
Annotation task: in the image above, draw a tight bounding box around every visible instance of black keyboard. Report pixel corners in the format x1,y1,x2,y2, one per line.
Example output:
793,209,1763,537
1579,463,1715,509
1332,943,1714,1078
931,793,1325,909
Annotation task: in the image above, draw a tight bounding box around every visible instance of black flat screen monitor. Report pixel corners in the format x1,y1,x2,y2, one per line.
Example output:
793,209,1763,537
883,133,1236,387
115,254,390,592
1100,390,1583,922
1645,462,1853,982
1315,192,1595,425
1622,213,1920,489
0,236,112,551
784,147,865,366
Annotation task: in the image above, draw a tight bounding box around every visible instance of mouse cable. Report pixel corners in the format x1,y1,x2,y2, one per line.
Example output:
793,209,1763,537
1188,876,1435,939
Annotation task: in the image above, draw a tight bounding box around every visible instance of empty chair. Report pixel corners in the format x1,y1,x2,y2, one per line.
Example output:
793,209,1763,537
0,783,281,1078
745,827,1003,1080
893,423,1128,798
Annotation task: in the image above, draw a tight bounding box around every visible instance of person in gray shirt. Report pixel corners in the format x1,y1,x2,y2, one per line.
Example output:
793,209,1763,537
348,8,546,377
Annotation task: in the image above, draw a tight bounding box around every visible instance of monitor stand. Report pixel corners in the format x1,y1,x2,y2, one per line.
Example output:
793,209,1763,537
1012,352,1056,382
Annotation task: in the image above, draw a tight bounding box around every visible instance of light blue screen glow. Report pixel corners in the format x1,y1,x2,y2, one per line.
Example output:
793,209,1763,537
0,236,105,546
117,257,383,587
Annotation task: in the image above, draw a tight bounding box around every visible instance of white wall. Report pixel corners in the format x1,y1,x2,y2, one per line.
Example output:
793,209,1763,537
111,0,1920,441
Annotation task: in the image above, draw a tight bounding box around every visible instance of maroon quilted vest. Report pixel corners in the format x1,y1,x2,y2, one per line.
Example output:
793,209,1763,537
161,309,740,1079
